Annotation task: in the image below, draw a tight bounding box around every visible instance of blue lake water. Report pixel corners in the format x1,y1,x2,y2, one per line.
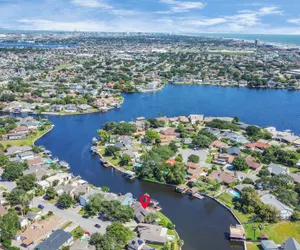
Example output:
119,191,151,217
36,84,300,250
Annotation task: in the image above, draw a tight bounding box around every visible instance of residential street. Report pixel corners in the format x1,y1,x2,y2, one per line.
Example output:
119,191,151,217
31,197,111,234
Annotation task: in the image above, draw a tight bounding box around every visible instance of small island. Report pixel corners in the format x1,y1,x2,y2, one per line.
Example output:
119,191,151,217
95,114,300,250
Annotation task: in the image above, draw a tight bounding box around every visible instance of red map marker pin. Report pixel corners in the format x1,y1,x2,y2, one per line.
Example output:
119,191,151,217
140,194,151,209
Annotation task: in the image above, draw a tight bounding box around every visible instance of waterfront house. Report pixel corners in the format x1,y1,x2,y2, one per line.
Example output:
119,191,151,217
207,170,237,185
234,184,254,193
137,223,168,245
65,104,77,113
281,237,300,250
4,145,32,156
260,193,293,220
261,240,278,250
133,202,149,223
18,151,35,160
78,104,92,111
51,104,64,112
267,163,290,176
27,157,44,167
34,229,73,250
188,114,204,124
127,237,154,250
79,189,103,206
46,173,72,187
178,116,189,123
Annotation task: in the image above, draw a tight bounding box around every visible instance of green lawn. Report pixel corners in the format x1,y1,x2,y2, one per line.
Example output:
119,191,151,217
205,155,213,164
246,242,261,250
244,221,300,243
30,207,42,213
217,192,252,223
61,221,73,230
71,226,85,239
217,192,233,208
0,126,52,148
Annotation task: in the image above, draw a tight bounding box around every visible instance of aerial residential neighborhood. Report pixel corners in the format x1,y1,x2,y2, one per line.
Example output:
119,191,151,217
95,114,300,250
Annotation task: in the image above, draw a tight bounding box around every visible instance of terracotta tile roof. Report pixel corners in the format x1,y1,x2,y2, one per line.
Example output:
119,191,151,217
166,158,176,166
245,142,270,149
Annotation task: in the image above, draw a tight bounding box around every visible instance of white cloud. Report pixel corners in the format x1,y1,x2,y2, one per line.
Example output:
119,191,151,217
71,0,111,9
157,0,205,13
288,18,300,25
187,18,227,26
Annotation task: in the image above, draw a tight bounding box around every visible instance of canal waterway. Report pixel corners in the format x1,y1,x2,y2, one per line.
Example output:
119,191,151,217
36,84,300,250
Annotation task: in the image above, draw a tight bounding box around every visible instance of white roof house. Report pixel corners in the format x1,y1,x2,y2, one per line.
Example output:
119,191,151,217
260,193,293,220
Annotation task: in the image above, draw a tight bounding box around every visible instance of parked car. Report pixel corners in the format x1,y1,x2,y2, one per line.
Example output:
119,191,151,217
38,204,45,209
95,224,101,228
73,203,80,208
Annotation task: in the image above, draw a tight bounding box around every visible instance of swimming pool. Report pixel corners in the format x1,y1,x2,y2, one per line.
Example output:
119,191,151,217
228,189,241,198
44,159,52,164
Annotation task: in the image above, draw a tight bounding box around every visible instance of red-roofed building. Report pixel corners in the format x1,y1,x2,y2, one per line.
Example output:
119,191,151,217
166,158,176,166
207,170,237,185
162,128,180,137
245,156,262,170
27,157,44,166
245,142,270,150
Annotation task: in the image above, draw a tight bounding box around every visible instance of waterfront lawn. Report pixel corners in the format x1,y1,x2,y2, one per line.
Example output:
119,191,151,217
0,126,52,148
245,221,300,243
217,192,233,208
217,192,252,223
99,146,133,170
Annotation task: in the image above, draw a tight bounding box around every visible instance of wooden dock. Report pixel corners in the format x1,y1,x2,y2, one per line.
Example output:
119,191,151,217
192,193,204,199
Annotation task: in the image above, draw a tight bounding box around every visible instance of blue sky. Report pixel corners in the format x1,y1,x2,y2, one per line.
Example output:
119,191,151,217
1,0,300,33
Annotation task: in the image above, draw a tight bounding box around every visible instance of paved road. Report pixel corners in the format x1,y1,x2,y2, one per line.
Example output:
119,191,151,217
31,197,110,234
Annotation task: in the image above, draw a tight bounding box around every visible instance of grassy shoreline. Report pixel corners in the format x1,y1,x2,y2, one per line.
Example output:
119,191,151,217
0,125,54,148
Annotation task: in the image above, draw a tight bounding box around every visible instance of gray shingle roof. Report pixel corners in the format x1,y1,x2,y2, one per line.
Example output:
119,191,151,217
34,229,72,250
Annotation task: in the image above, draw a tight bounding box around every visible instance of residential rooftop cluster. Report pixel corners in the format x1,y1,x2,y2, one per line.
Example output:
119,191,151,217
1,33,300,117
95,114,300,249
0,125,181,250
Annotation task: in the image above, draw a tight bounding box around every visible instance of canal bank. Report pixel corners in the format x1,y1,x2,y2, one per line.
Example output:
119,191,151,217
36,84,300,249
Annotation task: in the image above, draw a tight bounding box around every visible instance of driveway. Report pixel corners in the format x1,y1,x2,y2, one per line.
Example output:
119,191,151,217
31,197,111,234
178,148,211,168
0,181,16,192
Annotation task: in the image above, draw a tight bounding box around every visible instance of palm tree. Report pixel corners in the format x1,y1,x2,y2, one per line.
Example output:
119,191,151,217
252,225,257,240
258,224,264,236
19,193,29,216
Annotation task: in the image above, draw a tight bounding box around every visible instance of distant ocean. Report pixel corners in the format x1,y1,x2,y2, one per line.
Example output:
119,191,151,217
197,33,300,46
